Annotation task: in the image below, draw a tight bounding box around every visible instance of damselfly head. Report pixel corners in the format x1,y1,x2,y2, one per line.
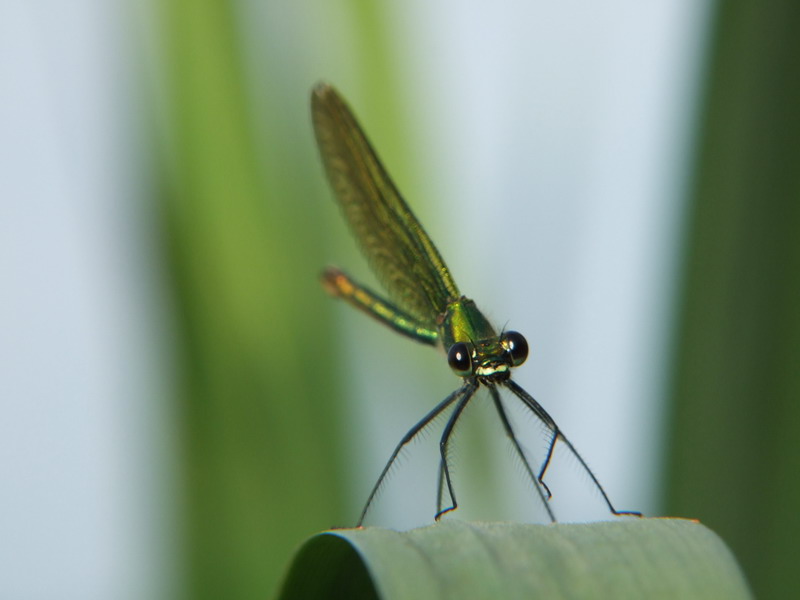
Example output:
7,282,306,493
446,331,529,382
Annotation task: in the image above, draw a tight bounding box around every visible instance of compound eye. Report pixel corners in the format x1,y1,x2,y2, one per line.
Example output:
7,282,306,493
447,342,473,377
503,331,529,366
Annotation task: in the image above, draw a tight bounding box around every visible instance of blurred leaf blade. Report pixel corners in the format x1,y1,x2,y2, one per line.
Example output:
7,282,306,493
155,0,349,597
277,519,751,600
665,3,800,598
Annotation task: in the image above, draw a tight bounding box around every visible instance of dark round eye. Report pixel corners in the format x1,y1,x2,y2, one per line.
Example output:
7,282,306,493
503,331,529,366
447,342,473,376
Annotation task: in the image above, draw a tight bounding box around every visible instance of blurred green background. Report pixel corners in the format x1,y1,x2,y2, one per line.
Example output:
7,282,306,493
2,1,798,599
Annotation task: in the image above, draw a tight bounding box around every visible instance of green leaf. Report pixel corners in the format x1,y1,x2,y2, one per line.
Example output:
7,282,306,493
276,519,751,600
664,3,800,599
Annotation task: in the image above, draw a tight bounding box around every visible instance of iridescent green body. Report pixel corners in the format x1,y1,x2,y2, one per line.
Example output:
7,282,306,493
311,82,640,526
322,266,506,377
439,298,496,348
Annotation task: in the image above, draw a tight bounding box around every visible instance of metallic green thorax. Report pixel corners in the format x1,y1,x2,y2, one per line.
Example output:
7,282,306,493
439,298,497,350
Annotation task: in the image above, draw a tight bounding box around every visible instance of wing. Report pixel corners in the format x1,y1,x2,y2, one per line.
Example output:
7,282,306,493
311,82,460,325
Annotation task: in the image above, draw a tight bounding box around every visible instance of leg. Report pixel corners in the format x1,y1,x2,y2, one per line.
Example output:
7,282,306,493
553,433,642,517
434,382,478,520
505,379,642,518
488,386,556,522
503,380,558,490
435,457,446,517
356,383,469,526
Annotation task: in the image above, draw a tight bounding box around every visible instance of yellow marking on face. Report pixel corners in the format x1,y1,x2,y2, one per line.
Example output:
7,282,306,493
475,364,509,377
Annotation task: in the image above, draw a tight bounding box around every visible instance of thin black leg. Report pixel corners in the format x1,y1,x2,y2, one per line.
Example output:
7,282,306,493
434,381,478,520
488,385,556,522
505,379,642,518
356,383,470,526
435,457,446,517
